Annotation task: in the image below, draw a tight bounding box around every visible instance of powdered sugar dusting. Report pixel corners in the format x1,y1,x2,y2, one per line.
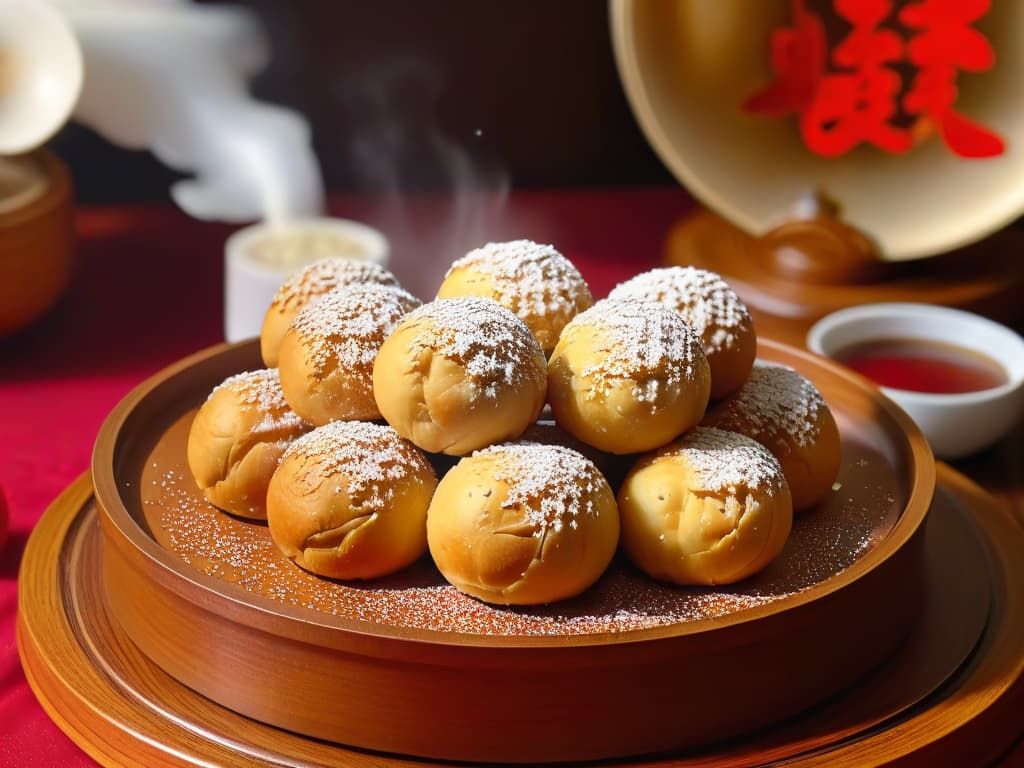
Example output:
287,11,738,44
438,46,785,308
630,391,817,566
561,299,704,403
401,297,544,400
209,369,306,433
660,427,785,493
608,267,752,355
291,283,420,377
446,240,592,319
282,421,434,509
143,407,898,637
475,442,608,534
270,258,399,314
708,362,826,449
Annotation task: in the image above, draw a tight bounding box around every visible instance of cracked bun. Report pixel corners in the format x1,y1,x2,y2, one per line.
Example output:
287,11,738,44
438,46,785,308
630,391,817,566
260,258,401,367
547,299,711,455
266,420,437,580
277,283,421,425
618,427,793,586
372,297,548,456
701,361,841,512
427,442,619,605
608,267,756,399
436,240,593,354
187,369,312,520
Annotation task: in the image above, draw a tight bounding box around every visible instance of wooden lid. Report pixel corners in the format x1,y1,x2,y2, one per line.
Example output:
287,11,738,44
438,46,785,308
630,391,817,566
664,208,1024,349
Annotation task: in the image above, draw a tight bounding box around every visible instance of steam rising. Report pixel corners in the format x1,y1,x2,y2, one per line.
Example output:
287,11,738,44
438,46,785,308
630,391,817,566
52,0,508,278
338,56,510,296
58,0,324,222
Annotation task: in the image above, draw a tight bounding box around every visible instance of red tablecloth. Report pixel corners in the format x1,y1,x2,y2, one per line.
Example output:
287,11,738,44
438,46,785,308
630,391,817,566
0,187,694,765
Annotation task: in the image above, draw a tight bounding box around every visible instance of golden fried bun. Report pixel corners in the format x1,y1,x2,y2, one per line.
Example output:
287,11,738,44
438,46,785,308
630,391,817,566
277,283,420,425
547,299,711,455
436,240,593,354
608,266,756,399
517,420,624,485
702,361,841,513
427,442,619,605
618,427,792,586
266,420,437,580
260,258,400,367
187,369,312,519
372,297,548,455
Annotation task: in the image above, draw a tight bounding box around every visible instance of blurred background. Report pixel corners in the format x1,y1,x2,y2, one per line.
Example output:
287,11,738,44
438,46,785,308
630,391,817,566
50,0,675,205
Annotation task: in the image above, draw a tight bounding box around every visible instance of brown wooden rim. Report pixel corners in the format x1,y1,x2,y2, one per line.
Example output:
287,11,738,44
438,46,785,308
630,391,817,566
0,150,72,232
91,337,935,650
18,465,1021,768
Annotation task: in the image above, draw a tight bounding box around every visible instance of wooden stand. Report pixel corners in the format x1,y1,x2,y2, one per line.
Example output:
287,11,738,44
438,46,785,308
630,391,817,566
664,209,1024,349
76,338,930,763
15,463,1024,767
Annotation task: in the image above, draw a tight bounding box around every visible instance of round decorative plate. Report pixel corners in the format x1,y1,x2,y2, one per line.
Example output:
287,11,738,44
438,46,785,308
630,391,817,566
85,338,933,762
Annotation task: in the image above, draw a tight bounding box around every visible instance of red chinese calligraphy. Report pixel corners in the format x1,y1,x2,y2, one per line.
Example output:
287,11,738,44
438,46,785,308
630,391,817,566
742,0,1003,158
900,0,1004,157
801,0,911,156
741,0,826,116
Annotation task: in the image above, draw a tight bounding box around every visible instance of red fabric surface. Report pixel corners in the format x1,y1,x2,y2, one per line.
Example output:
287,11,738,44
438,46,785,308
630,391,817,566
0,187,694,765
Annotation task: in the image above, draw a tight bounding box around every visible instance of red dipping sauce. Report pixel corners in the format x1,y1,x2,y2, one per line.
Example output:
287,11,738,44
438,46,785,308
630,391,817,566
835,338,1008,394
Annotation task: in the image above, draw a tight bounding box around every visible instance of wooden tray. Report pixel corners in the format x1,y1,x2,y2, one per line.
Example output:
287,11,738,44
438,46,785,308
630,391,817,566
17,465,1024,767
83,339,934,763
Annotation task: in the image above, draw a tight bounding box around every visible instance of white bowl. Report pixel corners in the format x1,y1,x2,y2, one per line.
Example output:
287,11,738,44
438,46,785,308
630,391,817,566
807,303,1024,460
224,217,390,343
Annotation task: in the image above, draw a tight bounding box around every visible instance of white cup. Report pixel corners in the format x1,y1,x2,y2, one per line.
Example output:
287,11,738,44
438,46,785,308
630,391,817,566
807,303,1024,459
224,217,390,343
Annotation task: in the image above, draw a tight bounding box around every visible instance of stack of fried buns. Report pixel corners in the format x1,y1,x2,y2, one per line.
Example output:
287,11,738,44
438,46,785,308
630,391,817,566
187,247,841,605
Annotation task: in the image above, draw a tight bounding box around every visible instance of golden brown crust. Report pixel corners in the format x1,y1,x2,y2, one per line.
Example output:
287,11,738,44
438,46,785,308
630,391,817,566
547,299,711,455
701,361,842,512
260,259,400,367
372,297,548,455
607,266,757,399
436,240,593,354
618,427,792,586
277,283,420,425
266,421,437,580
426,443,619,605
186,369,311,519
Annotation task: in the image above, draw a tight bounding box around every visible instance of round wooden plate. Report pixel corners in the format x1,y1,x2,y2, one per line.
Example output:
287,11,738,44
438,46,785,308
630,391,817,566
85,339,935,763
17,465,1024,767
